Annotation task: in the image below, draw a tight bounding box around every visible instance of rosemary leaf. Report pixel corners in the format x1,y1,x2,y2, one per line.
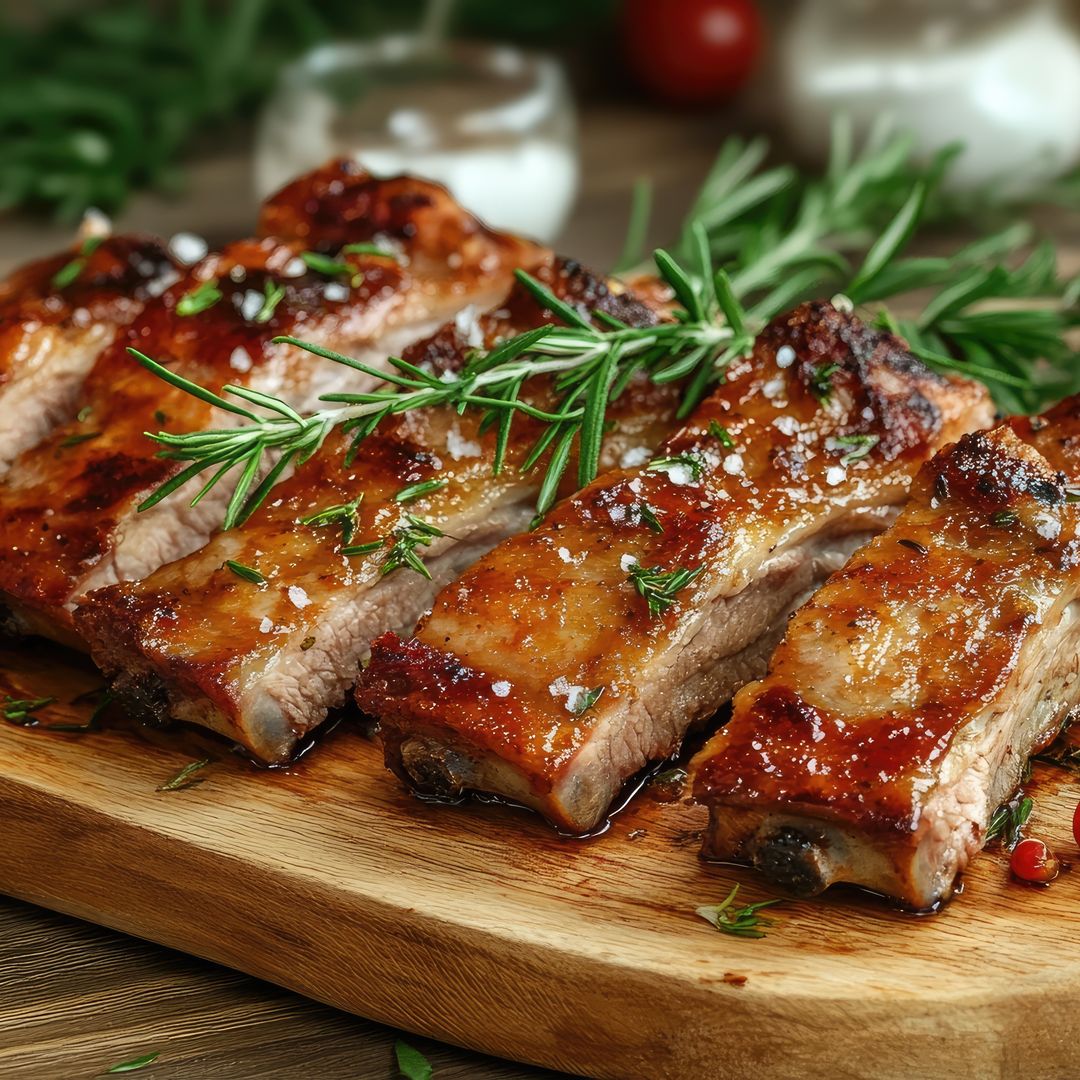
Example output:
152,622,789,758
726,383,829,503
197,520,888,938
224,559,265,584
105,1051,160,1074
697,884,782,939
157,758,211,792
176,279,222,317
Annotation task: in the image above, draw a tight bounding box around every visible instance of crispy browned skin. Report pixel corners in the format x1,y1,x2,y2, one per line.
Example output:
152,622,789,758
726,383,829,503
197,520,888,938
0,161,540,646
692,396,1080,910
360,303,994,833
76,263,676,763
0,234,177,468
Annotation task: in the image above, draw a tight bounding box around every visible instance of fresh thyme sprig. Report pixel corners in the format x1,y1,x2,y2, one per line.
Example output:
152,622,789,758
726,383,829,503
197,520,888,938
627,563,704,618
130,248,741,529
696,884,782,939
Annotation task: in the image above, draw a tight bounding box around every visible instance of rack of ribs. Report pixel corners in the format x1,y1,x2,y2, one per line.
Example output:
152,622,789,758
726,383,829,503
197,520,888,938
691,394,1080,910
359,302,994,833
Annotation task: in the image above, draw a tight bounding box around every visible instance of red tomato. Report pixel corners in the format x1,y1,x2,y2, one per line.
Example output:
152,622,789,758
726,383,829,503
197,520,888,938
1010,838,1060,885
621,0,763,105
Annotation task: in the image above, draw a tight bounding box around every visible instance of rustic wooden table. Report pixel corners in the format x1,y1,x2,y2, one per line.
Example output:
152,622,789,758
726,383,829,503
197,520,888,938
0,104,722,1080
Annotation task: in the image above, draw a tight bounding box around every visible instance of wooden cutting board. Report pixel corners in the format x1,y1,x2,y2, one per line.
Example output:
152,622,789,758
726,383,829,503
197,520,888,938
1,641,1078,1080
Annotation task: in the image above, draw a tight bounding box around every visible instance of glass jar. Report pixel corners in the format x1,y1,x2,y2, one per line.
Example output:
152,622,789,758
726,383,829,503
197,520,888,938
255,36,580,243
776,0,1080,195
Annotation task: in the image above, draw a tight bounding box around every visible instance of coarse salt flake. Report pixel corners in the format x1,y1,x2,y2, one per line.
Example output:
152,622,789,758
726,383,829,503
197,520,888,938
259,616,274,634
492,681,512,698
168,231,207,266
229,347,252,373
776,345,796,368
323,282,349,303
825,465,847,486
620,446,652,468
548,676,588,714
723,453,744,475
620,554,639,572
287,585,311,609
240,289,264,322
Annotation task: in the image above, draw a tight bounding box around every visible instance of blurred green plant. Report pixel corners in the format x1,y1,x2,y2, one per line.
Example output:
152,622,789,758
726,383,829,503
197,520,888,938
0,0,616,221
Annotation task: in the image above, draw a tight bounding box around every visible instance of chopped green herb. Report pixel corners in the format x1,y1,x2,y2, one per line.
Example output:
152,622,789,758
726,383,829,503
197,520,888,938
300,251,352,278
50,235,104,289
176,279,222,316
157,758,211,792
627,563,704,618
809,362,841,402
651,766,687,787
59,430,101,448
708,420,735,448
105,1050,160,1073
571,686,605,716
991,510,1018,528
224,559,265,584
76,405,94,423
696,884,782,939
153,410,168,426
342,242,398,260
381,514,445,579
647,453,705,483
394,1040,432,1080
636,502,664,534
254,279,286,324
299,494,364,546
833,433,880,465
341,540,384,557
394,479,447,503
2,695,56,723
985,795,1033,847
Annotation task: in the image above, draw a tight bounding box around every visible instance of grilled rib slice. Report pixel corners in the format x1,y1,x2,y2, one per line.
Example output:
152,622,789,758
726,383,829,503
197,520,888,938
691,397,1080,910
0,163,540,647
361,302,994,834
76,262,676,763
0,235,177,470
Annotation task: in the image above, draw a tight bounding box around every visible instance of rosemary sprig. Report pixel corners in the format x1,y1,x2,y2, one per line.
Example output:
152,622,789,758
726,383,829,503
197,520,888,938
2,695,56,722
224,559,265,584
395,479,447,503
176,279,221,317
254,279,286,324
105,1051,161,1074
130,250,739,529
627,564,703,618
299,494,363,545
696,884,782,939
157,758,211,792
343,513,445,580
832,433,879,464
51,235,103,289
985,795,1033,848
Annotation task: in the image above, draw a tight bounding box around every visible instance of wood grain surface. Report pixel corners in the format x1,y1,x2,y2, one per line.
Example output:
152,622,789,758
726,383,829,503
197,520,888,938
1,641,1079,1080
3,100,1080,1080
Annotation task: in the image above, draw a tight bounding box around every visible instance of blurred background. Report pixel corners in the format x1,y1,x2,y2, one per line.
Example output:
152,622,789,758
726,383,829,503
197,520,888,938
1,0,1079,272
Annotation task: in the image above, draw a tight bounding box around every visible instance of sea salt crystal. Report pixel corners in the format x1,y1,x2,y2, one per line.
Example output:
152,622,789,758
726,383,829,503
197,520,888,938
240,289,264,322
259,617,274,634
323,282,349,303
557,546,573,563
825,465,847,486
229,347,252,373
446,426,482,460
79,207,112,241
776,345,796,368
762,377,785,400
548,675,588,714
665,464,695,486
619,445,651,468
620,553,639,572
1034,513,1061,540
454,305,485,348
168,231,207,266
773,415,798,436
283,256,307,278
723,453,744,476
492,681,511,698
288,585,311,609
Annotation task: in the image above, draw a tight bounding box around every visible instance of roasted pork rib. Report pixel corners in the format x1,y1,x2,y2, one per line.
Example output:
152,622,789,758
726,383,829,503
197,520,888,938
0,234,177,470
691,394,1080,910
0,161,539,647
360,302,993,833
76,262,677,763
